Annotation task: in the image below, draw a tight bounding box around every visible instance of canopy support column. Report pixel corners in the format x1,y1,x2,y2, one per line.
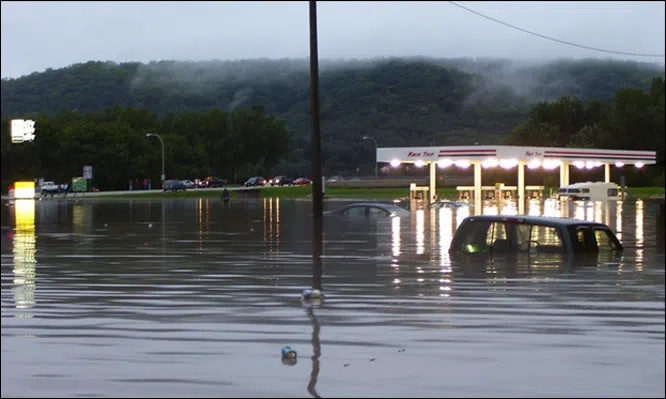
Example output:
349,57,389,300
474,162,482,214
604,163,611,183
429,162,436,202
518,161,525,214
559,161,570,187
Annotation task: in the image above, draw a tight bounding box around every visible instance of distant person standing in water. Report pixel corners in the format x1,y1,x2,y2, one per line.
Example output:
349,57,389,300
221,188,231,202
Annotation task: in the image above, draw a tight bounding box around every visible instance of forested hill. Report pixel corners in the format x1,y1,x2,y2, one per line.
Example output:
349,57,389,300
1,57,663,151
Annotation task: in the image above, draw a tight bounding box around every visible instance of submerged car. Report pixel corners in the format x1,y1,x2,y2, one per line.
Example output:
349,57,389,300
428,200,473,209
449,215,623,255
324,203,411,218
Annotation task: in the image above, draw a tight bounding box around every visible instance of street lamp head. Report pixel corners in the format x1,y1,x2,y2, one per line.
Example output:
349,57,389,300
146,133,153,138
362,136,370,140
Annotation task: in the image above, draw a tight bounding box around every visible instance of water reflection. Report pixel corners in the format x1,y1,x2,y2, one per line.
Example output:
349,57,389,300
12,199,37,313
263,198,281,253
0,198,663,398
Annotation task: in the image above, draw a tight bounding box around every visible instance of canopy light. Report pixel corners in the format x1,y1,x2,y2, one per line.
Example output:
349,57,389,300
527,160,541,170
499,159,518,169
482,159,498,169
437,159,453,168
542,159,561,170
454,160,471,169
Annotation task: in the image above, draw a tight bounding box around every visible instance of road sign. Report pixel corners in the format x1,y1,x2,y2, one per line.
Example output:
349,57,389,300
11,119,36,143
72,177,87,192
83,165,93,179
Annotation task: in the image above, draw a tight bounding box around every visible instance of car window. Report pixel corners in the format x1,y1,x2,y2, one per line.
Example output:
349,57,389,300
531,225,564,253
484,222,508,246
515,224,532,252
594,229,621,251
453,219,492,254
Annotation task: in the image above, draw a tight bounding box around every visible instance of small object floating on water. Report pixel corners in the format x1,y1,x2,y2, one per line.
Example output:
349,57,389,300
370,358,376,362
398,348,405,353
343,363,350,367
281,345,297,366
147,223,153,228
302,288,323,299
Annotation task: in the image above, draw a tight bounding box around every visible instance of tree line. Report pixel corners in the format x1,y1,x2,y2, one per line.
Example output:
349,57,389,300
0,105,291,192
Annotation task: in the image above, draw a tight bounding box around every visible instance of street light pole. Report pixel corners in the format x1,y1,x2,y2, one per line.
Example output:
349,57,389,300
146,133,165,182
363,136,378,179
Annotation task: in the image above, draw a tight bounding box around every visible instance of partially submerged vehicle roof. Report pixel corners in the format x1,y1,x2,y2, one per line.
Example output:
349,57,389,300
428,200,473,208
460,214,611,227
324,202,411,216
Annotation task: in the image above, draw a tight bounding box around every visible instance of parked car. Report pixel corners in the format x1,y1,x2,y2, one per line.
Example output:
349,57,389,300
163,179,186,192
293,177,312,185
326,176,344,183
270,175,293,186
448,215,623,256
202,177,227,188
324,203,411,218
39,181,61,195
244,177,266,187
181,180,196,189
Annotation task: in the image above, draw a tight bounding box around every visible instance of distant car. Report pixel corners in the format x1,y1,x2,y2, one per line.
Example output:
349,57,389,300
202,177,227,188
39,181,60,195
245,177,266,187
324,203,411,218
181,180,196,189
163,179,186,192
270,175,293,186
293,177,312,185
326,176,344,183
449,215,623,255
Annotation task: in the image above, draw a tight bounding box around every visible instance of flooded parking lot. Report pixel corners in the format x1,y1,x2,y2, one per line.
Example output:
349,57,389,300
1,198,664,398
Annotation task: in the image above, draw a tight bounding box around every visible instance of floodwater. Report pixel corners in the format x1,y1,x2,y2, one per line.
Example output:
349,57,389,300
1,197,664,398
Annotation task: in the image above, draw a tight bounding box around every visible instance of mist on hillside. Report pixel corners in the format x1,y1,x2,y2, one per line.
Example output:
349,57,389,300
127,56,665,107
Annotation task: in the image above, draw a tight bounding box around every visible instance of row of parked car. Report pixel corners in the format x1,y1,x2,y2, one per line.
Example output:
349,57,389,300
163,176,228,192
244,176,312,187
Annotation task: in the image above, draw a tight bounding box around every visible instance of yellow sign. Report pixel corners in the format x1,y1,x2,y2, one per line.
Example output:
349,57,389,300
14,181,35,199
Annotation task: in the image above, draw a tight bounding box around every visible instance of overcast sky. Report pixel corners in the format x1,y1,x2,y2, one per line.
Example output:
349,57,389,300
1,1,664,79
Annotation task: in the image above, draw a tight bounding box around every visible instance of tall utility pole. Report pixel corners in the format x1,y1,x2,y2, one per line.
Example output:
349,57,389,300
309,0,323,219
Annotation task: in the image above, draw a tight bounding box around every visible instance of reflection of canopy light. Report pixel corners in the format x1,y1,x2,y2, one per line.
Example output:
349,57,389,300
14,181,35,199
437,159,453,168
414,160,425,168
615,162,625,167
527,160,541,170
542,159,561,170
635,162,644,169
390,159,401,167
573,161,586,169
585,161,595,169
499,159,518,169
454,160,471,169
481,159,498,169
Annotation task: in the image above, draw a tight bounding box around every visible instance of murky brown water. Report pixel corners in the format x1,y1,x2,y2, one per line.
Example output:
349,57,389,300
1,198,664,398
